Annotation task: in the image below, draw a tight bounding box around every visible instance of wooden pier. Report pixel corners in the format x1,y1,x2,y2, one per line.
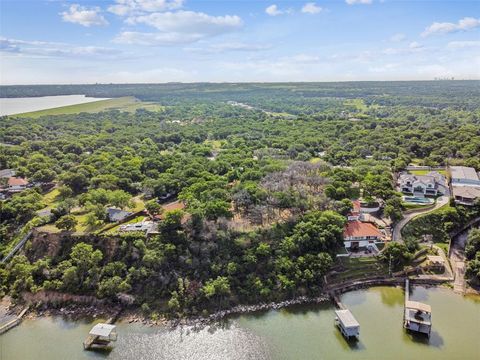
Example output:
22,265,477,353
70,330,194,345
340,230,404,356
403,279,432,337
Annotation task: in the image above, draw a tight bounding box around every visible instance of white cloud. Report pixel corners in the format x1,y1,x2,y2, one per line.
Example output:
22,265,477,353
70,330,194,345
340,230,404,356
114,31,203,45
390,33,406,42
265,5,284,16
108,0,184,16
126,10,242,34
0,37,122,59
382,42,424,55
60,4,108,27
345,0,373,5
447,40,480,49
301,3,322,14
408,41,423,49
422,17,480,37
186,42,272,54
116,10,243,45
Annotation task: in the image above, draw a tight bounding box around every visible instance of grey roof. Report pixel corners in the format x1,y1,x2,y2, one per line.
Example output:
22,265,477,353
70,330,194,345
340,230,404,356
89,323,116,337
453,186,480,199
0,169,15,178
399,173,436,187
107,208,132,222
405,301,431,313
335,309,360,328
450,166,480,181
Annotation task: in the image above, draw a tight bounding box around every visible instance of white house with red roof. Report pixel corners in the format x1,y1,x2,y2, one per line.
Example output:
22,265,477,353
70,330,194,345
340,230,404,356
7,177,29,191
343,220,384,250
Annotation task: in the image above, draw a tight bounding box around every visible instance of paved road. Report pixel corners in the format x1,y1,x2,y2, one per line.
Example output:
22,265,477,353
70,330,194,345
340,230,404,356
392,196,449,242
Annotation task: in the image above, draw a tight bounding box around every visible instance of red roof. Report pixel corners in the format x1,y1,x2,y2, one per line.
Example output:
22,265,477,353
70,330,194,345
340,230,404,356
344,220,382,238
8,177,28,186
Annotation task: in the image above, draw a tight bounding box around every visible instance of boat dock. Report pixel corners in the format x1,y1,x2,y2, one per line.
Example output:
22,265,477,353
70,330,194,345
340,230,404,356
331,293,360,340
403,279,432,337
83,308,122,350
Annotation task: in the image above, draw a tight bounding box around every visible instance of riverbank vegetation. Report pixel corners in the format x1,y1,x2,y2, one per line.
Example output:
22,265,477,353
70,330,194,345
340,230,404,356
1,81,480,315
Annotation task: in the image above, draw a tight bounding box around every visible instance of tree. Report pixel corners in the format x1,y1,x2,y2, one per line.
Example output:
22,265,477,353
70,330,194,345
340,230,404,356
145,200,163,216
55,215,78,232
465,228,480,260
202,276,231,300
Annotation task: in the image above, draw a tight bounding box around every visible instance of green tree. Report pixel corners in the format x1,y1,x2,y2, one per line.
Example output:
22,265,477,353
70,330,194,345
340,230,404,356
55,215,78,232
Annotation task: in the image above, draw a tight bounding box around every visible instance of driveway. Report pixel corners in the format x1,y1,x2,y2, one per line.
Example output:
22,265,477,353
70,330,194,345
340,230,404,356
392,196,449,242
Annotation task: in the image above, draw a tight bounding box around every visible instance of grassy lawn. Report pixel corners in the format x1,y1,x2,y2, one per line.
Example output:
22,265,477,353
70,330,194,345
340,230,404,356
14,97,164,118
344,98,368,112
41,188,60,209
409,169,446,176
330,256,388,282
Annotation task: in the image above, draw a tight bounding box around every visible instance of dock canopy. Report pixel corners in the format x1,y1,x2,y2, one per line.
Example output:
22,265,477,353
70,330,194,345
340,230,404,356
335,309,360,328
405,301,431,313
89,324,116,338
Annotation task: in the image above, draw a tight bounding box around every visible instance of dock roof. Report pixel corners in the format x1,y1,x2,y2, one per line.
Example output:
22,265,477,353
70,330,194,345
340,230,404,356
405,300,431,313
89,323,116,337
335,309,360,328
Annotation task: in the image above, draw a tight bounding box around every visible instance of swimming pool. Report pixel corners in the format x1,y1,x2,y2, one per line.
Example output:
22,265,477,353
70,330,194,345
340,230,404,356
403,196,434,204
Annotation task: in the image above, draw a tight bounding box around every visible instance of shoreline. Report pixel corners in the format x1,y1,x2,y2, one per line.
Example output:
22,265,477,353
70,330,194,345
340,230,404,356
10,277,474,330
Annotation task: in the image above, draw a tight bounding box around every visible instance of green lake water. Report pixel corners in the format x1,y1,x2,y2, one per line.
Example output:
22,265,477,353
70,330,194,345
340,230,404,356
1,286,479,360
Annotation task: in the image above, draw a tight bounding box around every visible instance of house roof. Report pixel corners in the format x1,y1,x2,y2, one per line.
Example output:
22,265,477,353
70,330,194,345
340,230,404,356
343,220,382,238
0,169,15,178
89,323,116,337
399,173,436,187
450,166,480,181
8,177,28,186
107,207,132,222
335,309,360,328
452,186,480,199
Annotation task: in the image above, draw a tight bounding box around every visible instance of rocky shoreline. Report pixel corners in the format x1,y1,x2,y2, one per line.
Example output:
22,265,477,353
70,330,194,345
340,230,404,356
12,276,463,329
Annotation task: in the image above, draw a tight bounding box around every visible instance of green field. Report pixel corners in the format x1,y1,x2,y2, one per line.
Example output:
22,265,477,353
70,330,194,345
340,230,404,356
409,169,446,176
14,97,164,118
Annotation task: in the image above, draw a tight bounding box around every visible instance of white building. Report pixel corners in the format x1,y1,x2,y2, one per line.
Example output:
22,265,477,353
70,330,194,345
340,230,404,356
450,166,480,187
398,171,446,197
343,220,384,250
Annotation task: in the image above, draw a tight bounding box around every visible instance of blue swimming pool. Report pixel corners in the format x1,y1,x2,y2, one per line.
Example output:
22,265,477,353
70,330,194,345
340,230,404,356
403,196,434,204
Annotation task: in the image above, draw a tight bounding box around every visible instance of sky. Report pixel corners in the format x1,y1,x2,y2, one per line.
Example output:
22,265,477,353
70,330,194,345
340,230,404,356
0,0,479,84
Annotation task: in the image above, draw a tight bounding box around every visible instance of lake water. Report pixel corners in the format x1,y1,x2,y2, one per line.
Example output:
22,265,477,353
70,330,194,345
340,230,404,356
1,286,479,360
0,95,110,116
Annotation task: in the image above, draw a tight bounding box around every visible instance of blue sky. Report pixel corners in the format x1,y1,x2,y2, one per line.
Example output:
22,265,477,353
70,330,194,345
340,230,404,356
1,0,479,84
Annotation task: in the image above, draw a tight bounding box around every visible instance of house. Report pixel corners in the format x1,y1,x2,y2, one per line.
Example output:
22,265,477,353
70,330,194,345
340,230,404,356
120,220,158,234
347,200,362,221
398,171,446,197
7,177,28,191
343,220,384,250
0,169,15,178
106,207,132,222
450,166,480,187
452,186,480,206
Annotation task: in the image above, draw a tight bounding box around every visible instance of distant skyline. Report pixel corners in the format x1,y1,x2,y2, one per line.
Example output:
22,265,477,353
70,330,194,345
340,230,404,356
1,0,479,84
